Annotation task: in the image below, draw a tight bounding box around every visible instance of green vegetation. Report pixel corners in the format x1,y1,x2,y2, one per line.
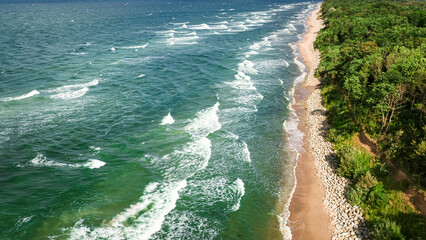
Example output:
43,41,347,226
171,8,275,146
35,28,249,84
315,0,425,239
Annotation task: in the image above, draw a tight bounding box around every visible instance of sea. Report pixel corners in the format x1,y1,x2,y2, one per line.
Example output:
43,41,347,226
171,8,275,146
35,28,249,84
0,0,318,239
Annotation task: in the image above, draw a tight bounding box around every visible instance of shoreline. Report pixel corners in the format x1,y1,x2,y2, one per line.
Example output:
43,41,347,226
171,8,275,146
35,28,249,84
287,3,372,240
287,5,331,240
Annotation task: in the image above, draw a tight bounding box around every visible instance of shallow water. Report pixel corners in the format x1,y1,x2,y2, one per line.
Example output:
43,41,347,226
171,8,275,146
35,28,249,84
0,0,318,239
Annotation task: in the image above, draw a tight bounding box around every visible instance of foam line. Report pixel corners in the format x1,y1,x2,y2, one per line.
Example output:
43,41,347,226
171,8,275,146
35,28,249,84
24,153,106,169
1,90,40,102
50,87,89,100
121,43,149,49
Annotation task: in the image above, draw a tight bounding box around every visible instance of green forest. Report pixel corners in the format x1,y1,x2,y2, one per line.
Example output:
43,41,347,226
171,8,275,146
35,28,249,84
315,0,425,239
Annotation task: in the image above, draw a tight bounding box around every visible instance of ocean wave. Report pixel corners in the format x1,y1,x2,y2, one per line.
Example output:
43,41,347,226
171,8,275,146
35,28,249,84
188,23,210,30
23,153,106,169
15,216,33,229
240,141,251,163
69,52,87,55
160,112,175,125
229,178,245,211
48,79,99,93
249,43,261,50
121,43,149,49
167,35,199,45
244,50,259,58
1,90,40,102
286,23,297,31
225,71,256,90
238,59,258,75
50,87,89,100
182,177,245,212
47,79,98,100
69,180,187,240
210,24,228,30
184,102,221,139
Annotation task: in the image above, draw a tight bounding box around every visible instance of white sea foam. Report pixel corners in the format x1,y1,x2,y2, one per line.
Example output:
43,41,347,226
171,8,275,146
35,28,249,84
184,102,221,139
50,87,89,100
158,29,176,36
229,178,245,211
163,211,220,239
90,146,101,152
283,28,292,35
160,112,175,125
121,43,149,49
249,43,261,50
189,23,210,30
167,35,199,45
83,159,106,169
29,154,68,167
48,79,99,93
147,137,212,181
222,131,240,140
137,74,145,78
282,59,290,67
241,141,251,163
210,24,228,30
259,37,271,47
238,59,257,75
295,58,305,73
286,23,297,31
171,22,189,26
1,90,40,102
69,180,187,240
109,47,116,51
226,71,255,90
15,216,33,229
182,177,245,213
70,52,87,55
26,153,106,169
244,50,259,58
253,59,290,73
231,22,249,31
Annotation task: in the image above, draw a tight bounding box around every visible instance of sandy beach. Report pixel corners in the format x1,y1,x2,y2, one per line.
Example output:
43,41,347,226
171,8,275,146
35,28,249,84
288,5,331,240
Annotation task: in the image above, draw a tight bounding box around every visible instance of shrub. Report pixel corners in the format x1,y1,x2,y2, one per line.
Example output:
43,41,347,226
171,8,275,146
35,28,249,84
368,183,388,207
371,218,405,240
347,186,363,206
337,145,371,179
355,172,378,192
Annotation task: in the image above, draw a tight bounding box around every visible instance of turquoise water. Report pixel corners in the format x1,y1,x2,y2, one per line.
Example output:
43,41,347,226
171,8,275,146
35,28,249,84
0,1,318,239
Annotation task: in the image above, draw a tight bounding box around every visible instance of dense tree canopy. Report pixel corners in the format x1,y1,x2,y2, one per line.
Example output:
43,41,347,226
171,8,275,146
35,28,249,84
315,1,425,239
316,0,425,183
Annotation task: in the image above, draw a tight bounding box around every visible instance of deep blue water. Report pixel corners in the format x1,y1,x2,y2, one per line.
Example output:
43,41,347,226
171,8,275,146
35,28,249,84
0,1,318,239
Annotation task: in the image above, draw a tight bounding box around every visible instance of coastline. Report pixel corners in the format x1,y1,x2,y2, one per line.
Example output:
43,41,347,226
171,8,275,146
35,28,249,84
287,4,331,240
287,3,372,240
